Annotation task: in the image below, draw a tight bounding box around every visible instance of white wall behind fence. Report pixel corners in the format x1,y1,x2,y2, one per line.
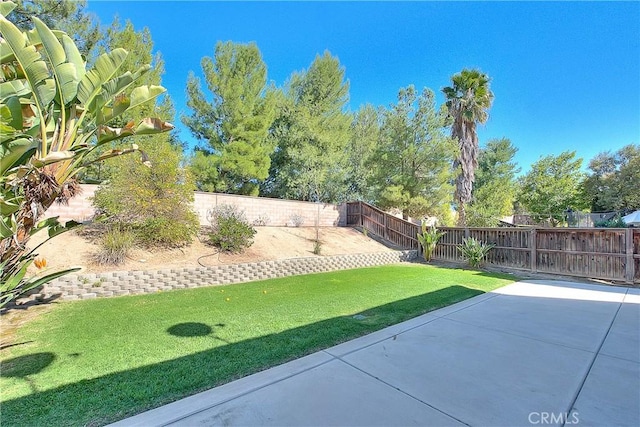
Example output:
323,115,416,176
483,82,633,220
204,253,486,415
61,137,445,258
44,185,347,227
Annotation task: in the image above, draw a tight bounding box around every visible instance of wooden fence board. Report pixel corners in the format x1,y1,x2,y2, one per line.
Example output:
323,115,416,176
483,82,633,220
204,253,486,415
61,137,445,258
346,202,638,284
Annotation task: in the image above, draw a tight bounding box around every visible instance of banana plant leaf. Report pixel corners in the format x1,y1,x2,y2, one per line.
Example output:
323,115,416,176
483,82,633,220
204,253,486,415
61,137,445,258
34,18,82,106
0,1,16,17
0,137,37,175
0,16,56,111
77,48,128,106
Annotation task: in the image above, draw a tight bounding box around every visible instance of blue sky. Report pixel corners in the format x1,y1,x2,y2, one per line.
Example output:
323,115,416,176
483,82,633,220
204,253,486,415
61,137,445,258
87,1,640,174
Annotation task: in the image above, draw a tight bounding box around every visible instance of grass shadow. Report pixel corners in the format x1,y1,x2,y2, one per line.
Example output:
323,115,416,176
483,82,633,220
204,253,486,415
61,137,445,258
1,352,56,394
167,322,214,337
1,285,484,426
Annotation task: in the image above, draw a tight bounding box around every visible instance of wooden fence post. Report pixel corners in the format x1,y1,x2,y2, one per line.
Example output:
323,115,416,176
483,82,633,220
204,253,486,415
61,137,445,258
626,228,634,284
359,201,363,227
530,228,537,273
383,213,388,240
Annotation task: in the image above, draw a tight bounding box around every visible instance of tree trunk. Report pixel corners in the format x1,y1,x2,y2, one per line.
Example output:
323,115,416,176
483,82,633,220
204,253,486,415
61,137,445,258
457,202,467,227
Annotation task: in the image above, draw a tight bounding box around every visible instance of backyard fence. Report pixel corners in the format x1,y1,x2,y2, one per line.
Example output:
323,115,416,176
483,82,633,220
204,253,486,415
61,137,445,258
346,201,640,284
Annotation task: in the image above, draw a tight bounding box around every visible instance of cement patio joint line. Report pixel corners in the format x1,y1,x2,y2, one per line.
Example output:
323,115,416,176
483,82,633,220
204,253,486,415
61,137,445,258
320,316,440,358
333,356,472,427
562,289,628,424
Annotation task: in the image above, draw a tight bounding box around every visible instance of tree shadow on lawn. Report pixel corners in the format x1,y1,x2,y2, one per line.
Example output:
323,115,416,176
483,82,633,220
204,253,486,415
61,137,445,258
2,285,486,426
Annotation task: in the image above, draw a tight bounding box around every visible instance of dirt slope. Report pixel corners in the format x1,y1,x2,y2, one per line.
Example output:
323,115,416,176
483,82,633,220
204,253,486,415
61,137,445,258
28,226,392,274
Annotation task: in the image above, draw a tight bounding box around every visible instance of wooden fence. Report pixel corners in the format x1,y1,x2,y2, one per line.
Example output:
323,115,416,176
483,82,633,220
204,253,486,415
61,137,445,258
346,201,420,250
346,202,640,284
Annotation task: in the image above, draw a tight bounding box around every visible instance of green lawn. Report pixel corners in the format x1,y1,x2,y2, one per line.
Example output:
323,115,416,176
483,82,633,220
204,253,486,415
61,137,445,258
0,264,515,426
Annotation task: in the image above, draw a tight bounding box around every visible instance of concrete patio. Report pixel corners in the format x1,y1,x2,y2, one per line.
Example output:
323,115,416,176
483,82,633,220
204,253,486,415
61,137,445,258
112,280,640,427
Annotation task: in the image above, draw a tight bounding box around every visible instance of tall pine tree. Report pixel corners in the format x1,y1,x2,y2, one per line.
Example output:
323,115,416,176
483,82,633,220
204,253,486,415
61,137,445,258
466,138,519,226
183,41,276,195
265,51,352,202
375,86,456,222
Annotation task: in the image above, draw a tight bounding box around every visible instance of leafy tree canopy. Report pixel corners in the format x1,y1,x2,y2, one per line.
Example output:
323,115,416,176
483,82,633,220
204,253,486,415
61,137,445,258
344,103,381,202
375,85,456,222
583,144,640,212
467,138,519,226
183,41,276,196
265,51,352,202
517,151,589,225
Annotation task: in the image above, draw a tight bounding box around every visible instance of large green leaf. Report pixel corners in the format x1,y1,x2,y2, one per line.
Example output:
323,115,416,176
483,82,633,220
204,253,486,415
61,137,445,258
30,216,81,238
62,34,85,83
0,193,20,217
0,96,22,130
0,1,16,17
34,18,80,106
24,266,81,291
77,48,128,106
0,212,17,239
94,65,152,124
92,72,135,123
0,137,37,174
0,16,55,111
0,80,31,100
128,85,166,111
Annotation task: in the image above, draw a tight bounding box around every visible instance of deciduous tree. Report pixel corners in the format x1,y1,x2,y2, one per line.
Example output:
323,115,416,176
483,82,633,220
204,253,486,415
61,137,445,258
345,104,381,202
517,151,588,225
583,144,640,212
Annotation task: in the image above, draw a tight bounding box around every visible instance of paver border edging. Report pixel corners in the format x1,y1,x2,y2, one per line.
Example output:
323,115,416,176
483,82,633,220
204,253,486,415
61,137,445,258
20,250,417,303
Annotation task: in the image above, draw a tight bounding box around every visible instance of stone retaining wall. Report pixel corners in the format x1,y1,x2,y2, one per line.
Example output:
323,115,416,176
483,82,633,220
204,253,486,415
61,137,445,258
23,250,417,303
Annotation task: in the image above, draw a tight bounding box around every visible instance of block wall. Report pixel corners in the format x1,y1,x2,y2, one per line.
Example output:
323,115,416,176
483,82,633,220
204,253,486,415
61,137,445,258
43,184,347,227
193,192,346,227
16,250,417,304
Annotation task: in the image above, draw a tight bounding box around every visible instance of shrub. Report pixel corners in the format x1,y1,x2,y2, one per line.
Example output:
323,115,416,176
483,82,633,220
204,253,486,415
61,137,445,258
457,237,495,268
289,213,304,227
208,205,256,254
594,215,627,228
253,214,270,226
416,223,446,262
94,227,136,265
136,216,199,247
92,139,199,248
313,240,322,255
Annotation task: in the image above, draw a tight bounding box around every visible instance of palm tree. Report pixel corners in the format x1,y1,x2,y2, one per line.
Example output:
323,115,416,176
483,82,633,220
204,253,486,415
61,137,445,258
442,69,494,226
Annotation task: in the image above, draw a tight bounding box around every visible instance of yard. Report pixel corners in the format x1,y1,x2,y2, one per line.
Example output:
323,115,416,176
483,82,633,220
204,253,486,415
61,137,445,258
0,264,515,426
